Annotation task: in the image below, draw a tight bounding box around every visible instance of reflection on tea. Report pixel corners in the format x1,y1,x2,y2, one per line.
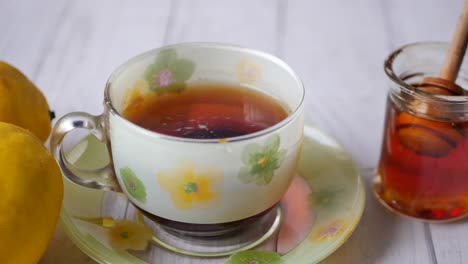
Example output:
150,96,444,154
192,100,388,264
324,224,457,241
123,82,288,139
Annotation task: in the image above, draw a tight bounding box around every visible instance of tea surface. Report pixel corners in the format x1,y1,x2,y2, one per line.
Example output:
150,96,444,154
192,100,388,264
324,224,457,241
123,82,288,139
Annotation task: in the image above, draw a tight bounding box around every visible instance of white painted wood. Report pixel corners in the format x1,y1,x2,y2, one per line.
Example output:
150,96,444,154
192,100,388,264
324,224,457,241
382,1,468,263
430,221,468,264
382,0,465,49
31,0,172,117
320,169,433,264
0,0,466,263
282,0,390,169
0,0,69,78
164,0,279,54
281,1,467,264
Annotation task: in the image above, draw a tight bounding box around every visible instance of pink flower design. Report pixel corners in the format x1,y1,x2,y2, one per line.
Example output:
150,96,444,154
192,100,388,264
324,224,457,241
237,58,261,84
144,49,195,94
310,220,346,242
324,225,340,236
155,69,174,87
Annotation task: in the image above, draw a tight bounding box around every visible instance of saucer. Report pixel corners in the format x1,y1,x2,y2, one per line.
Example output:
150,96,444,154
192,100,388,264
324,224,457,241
59,125,365,264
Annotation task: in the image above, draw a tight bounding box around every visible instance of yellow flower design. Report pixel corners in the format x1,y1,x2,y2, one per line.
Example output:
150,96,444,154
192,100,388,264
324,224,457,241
123,79,150,111
157,161,224,210
109,219,153,250
236,58,261,84
75,216,153,251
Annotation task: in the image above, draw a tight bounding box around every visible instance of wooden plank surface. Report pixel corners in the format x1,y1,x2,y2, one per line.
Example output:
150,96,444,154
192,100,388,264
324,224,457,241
282,1,434,263
282,0,389,169
0,0,69,78
383,1,468,263
0,0,466,263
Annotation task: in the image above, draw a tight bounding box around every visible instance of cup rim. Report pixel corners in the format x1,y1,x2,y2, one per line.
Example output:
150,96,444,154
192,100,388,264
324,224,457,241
384,41,468,104
103,42,305,144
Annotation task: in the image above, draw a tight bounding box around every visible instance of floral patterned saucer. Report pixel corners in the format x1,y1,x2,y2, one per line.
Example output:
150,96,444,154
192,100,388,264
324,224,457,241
60,125,365,264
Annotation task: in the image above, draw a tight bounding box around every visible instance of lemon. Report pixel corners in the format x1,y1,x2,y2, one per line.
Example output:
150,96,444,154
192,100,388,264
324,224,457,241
0,122,63,264
0,61,52,142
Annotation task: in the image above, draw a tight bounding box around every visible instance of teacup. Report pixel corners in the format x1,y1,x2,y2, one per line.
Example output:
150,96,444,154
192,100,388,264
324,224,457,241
51,43,304,236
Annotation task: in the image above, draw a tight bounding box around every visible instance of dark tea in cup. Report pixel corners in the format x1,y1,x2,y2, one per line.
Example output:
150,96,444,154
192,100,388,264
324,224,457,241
122,82,289,139
51,43,304,254
122,82,290,235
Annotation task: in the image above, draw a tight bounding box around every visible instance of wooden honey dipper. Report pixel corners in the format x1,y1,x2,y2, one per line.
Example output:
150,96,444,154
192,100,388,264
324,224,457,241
396,0,468,157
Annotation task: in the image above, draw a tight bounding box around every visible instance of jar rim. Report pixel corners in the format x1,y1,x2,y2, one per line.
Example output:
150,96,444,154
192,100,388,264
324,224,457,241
384,41,468,104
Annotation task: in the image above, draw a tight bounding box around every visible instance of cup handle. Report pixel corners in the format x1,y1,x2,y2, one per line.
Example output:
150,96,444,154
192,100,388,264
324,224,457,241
50,112,121,192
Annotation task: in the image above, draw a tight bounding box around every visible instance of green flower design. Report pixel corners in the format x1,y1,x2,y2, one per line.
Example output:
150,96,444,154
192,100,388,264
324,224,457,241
239,135,286,186
226,251,284,264
310,187,343,208
144,49,195,94
120,167,147,203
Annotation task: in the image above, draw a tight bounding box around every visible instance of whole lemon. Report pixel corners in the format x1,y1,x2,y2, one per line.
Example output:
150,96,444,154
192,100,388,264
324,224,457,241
0,61,52,142
0,122,63,264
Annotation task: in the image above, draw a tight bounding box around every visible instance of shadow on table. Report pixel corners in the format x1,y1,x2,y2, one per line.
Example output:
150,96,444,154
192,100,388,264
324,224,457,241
320,169,412,264
39,223,96,264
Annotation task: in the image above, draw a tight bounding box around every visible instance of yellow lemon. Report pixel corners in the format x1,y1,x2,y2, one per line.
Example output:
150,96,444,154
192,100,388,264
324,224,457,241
0,61,52,142
0,122,63,264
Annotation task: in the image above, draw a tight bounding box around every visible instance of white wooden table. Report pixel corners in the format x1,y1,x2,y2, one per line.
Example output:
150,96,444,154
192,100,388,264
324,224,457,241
1,0,467,263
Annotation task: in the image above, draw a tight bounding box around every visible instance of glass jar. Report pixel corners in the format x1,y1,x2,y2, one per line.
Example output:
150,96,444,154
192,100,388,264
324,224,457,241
374,42,468,222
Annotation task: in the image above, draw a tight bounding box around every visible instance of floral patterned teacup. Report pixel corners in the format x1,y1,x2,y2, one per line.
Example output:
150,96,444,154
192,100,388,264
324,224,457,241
51,43,304,236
